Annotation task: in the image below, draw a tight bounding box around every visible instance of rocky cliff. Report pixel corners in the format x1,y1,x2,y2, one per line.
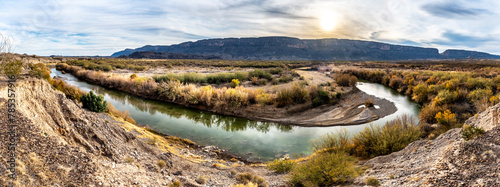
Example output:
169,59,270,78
356,104,500,186
111,37,500,60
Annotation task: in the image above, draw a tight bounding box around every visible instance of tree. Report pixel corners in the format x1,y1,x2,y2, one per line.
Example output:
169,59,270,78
81,91,108,113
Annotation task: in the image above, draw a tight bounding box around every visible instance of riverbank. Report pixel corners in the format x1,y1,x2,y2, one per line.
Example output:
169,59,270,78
56,64,398,127
0,77,288,186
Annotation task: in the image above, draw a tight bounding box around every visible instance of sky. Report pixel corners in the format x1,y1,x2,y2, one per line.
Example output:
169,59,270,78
0,0,499,56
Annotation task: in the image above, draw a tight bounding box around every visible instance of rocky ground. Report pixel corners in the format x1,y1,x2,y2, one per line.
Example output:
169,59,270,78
0,77,288,186
353,104,500,186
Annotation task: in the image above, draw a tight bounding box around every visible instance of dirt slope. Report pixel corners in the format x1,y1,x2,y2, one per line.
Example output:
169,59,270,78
355,104,500,186
0,78,287,186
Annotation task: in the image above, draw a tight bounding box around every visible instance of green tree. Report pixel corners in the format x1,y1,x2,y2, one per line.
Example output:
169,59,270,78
81,91,108,112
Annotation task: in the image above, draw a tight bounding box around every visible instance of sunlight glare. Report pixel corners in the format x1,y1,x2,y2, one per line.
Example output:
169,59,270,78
320,13,338,32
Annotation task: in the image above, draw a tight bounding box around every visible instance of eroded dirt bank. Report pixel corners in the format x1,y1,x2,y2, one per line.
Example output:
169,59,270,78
0,78,287,186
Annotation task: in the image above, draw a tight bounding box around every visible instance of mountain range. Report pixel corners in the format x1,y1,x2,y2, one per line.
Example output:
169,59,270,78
111,37,500,61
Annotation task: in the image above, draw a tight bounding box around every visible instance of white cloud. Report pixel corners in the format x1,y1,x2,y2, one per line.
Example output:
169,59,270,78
0,0,499,56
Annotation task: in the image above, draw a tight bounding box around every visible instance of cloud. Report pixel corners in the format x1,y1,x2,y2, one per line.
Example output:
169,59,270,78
421,3,487,18
0,0,499,55
430,31,491,48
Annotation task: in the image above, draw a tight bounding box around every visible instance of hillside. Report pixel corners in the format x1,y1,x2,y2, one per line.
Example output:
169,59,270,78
111,37,500,60
0,76,287,186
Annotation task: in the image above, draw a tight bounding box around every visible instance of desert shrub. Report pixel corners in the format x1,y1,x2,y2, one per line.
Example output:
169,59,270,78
196,175,208,184
351,115,420,159
275,84,309,107
256,92,273,105
130,73,137,79
251,76,258,85
467,88,493,102
419,104,445,124
249,69,272,80
81,91,108,113
389,75,403,89
268,67,283,74
29,63,51,80
435,110,457,127
278,75,293,83
365,177,380,186
336,73,351,87
1,60,23,77
289,152,360,186
490,95,500,105
461,124,485,141
231,182,257,187
169,180,181,187
231,79,240,88
412,83,429,103
266,158,296,173
236,173,267,187
291,70,300,77
311,128,353,153
435,90,458,104
51,78,86,101
312,89,331,107
157,160,167,168
271,79,279,85
257,79,267,85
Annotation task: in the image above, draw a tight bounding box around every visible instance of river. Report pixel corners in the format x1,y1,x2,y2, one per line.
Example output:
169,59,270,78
50,68,420,161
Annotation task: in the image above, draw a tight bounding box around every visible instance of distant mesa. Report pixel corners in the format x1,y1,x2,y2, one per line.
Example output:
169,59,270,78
119,51,221,59
111,37,500,60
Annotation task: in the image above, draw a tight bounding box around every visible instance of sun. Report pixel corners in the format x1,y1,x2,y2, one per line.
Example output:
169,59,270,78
320,13,338,32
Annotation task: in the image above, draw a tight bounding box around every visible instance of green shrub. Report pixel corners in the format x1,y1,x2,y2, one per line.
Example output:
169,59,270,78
461,124,485,141
266,158,296,173
81,91,108,113
312,89,331,107
249,69,272,80
289,152,360,186
1,60,23,78
268,67,283,74
352,115,421,159
365,177,380,186
157,160,167,168
257,79,267,86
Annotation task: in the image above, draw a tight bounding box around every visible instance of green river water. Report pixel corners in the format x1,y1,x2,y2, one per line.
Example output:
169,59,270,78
51,68,420,161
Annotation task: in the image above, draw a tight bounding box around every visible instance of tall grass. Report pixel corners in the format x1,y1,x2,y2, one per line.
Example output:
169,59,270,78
311,114,421,159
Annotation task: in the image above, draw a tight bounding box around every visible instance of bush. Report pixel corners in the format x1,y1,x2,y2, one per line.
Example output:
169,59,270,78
236,173,267,187
275,84,309,107
157,160,167,168
266,158,296,173
289,152,360,186
169,180,181,187
365,177,380,186
81,91,108,113
29,63,51,80
196,175,208,184
251,76,258,85
1,60,23,78
249,69,272,80
312,89,331,107
278,75,293,83
352,115,420,158
130,73,137,79
435,110,456,127
257,79,267,86
461,124,485,141
268,67,283,74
